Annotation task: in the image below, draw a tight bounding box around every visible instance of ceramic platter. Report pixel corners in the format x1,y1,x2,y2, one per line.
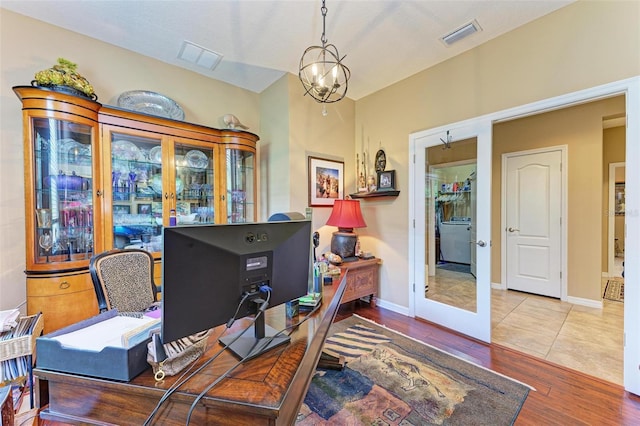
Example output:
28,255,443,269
185,149,208,169
117,90,185,121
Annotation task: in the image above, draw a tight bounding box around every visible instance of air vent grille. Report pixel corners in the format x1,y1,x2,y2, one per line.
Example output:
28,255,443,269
441,20,482,46
178,41,223,70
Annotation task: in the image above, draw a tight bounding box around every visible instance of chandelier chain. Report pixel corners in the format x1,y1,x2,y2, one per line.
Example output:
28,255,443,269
321,1,328,46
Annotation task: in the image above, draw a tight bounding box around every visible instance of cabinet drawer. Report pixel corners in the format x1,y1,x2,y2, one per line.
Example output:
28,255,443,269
27,272,99,334
343,268,376,301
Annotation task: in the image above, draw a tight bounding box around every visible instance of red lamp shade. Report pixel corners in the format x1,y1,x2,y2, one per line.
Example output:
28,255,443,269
326,199,366,231
326,199,366,262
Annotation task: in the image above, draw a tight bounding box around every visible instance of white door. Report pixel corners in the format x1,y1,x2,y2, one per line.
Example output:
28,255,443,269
410,121,492,342
505,150,562,298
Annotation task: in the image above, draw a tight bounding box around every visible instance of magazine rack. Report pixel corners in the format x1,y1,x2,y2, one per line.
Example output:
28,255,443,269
0,314,44,409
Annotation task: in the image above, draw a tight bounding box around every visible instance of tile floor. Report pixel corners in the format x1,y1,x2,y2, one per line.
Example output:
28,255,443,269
426,260,624,385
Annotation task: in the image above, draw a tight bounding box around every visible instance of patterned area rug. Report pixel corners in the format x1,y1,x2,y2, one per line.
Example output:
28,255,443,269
297,315,531,425
603,279,624,302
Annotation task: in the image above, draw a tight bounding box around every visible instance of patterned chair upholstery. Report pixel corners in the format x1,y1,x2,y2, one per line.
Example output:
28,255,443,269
89,248,158,317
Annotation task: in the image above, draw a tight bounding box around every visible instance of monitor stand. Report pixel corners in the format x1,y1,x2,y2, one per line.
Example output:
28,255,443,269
219,302,290,360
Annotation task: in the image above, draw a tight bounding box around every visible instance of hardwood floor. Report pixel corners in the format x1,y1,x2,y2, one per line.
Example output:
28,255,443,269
337,301,640,425
36,300,640,425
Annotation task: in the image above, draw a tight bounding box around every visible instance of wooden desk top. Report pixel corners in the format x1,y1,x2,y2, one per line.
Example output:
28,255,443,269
35,274,347,425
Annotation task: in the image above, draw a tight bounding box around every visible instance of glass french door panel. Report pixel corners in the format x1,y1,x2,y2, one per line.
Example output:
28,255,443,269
174,143,215,225
426,144,477,313
33,117,94,264
412,122,491,343
226,149,254,223
110,132,163,251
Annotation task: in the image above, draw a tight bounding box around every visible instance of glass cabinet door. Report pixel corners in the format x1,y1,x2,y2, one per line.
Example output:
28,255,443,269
226,148,255,223
108,131,164,252
32,118,94,265
174,142,216,225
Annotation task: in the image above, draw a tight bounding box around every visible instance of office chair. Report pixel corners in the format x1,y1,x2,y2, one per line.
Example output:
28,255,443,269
89,248,159,318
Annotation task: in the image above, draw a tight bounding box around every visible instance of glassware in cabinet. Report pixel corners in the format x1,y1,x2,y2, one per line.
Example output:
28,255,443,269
174,142,216,225
32,118,95,266
107,131,164,252
226,148,255,223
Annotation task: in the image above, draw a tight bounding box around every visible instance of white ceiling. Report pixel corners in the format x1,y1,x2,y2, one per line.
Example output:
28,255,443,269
2,0,574,100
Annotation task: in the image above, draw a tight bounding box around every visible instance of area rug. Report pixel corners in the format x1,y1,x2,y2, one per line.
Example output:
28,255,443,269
603,279,624,302
437,262,471,274
297,315,531,425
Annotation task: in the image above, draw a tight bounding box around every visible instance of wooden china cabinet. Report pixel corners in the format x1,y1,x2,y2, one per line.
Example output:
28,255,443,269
14,86,259,333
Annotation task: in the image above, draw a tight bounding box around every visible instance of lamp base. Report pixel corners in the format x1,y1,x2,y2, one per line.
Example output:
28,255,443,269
330,230,357,261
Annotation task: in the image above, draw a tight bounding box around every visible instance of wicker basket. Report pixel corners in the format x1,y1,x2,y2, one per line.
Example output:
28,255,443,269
0,314,44,363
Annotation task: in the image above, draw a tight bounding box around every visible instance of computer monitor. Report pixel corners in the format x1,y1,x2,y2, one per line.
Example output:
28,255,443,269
161,220,312,359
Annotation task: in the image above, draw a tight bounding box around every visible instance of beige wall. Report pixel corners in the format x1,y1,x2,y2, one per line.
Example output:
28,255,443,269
492,96,624,301
1,1,639,312
259,73,355,253
355,0,639,309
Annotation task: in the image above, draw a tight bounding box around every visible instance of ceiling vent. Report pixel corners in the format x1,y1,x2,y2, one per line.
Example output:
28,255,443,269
178,41,223,70
440,20,482,46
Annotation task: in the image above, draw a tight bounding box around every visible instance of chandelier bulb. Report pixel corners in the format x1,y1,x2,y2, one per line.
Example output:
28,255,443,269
322,105,328,117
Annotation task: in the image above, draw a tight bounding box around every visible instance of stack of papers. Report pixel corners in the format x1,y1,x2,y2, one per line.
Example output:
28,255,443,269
51,316,160,351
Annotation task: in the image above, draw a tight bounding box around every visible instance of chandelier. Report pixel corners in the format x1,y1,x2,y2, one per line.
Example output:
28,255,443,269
299,0,350,105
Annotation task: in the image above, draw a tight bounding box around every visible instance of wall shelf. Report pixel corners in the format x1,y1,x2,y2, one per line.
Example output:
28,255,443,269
349,190,400,199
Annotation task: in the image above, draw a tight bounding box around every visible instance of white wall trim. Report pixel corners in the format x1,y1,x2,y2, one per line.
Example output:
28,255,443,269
566,295,604,310
375,298,410,317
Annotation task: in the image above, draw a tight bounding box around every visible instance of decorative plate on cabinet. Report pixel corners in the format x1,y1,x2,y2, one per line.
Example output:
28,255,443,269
185,149,208,169
117,90,185,121
149,146,162,164
112,140,143,161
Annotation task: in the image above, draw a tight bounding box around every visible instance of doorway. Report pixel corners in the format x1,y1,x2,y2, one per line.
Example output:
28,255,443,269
409,76,640,394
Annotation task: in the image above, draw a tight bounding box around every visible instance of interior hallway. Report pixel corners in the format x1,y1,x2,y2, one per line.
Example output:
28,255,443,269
427,259,624,385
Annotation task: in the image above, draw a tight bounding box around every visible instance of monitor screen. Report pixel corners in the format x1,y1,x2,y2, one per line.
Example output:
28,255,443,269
161,220,312,358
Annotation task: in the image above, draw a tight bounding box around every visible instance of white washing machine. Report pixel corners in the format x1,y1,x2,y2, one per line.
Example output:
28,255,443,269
439,220,471,264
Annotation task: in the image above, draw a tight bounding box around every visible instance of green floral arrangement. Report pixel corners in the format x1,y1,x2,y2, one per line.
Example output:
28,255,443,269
33,58,96,99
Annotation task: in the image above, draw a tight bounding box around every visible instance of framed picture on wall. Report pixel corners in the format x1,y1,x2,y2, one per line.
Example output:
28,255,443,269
308,156,344,207
377,170,396,191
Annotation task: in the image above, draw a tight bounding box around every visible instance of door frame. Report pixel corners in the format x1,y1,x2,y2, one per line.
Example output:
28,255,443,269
408,75,640,394
500,146,568,301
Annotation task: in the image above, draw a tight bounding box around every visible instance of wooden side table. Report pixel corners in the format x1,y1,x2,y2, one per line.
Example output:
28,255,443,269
335,257,381,306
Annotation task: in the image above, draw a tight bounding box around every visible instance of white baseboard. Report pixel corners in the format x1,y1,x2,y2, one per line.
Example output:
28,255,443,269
566,295,603,309
491,282,505,290
375,298,410,316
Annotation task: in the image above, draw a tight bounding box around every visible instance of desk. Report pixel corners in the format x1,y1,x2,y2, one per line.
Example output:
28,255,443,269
335,257,381,306
35,274,347,425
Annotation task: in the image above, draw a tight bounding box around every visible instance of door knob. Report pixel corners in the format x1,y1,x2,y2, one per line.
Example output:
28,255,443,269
476,240,486,247
508,227,520,232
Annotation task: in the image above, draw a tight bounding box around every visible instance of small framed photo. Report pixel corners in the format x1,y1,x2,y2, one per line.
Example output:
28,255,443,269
113,205,130,214
137,203,152,215
377,170,396,191
308,156,344,207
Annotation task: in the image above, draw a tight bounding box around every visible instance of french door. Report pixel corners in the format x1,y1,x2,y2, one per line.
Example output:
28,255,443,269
409,120,492,342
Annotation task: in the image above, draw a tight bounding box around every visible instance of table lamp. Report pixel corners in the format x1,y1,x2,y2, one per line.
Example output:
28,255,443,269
326,199,366,262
